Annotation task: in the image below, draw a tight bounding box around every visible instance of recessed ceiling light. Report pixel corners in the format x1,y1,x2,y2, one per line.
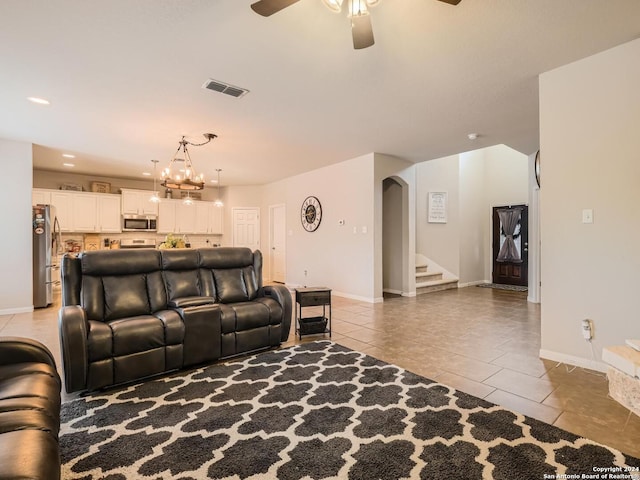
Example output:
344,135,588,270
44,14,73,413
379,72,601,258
467,133,479,140
142,172,151,176
27,97,50,105
62,153,75,158
210,179,218,184
63,163,75,167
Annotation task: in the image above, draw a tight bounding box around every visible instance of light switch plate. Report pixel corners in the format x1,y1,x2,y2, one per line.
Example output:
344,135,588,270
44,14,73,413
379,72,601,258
582,209,593,224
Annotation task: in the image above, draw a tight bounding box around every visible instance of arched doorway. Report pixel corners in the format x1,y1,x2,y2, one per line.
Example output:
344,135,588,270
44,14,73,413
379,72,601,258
382,176,411,298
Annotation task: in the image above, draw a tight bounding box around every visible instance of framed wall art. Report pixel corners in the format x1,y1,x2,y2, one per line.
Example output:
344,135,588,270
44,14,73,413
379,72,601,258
428,191,447,223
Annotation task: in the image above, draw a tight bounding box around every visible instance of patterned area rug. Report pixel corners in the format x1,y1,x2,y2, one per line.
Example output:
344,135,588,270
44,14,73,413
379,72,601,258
477,283,528,292
60,341,640,480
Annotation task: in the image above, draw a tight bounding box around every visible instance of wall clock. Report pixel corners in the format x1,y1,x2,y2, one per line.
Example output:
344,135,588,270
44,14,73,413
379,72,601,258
301,196,322,232
535,150,541,188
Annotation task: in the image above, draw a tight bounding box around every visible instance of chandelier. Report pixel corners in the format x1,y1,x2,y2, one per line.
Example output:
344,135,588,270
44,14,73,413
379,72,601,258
161,133,217,191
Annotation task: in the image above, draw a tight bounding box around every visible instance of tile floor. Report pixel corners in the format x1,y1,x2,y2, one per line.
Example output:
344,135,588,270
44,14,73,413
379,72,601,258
2,286,638,458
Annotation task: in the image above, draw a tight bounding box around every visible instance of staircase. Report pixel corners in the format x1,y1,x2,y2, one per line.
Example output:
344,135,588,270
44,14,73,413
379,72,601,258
415,259,458,296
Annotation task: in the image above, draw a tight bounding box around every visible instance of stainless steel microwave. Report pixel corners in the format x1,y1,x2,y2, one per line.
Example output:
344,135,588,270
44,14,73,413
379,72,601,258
122,214,157,232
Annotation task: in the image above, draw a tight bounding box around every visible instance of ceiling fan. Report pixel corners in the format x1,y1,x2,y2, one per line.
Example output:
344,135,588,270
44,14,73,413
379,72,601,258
250,0,462,50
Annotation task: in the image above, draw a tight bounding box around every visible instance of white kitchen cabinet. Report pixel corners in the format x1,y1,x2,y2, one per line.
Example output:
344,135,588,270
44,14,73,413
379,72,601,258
121,188,158,216
158,199,223,235
157,200,177,233
209,204,224,235
32,188,51,206
194,203,210,234
49,191,73,232
97,195,122,232
193,202,224,234
175,202,196,234
72,194,98,232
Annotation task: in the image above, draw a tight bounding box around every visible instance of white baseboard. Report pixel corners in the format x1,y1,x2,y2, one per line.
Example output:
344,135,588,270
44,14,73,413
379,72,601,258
383,289,403,295
283,285,382,303
539,349,607,374
384,289,416,298
0,306,34,315
333,291,383,304
458,280,487,288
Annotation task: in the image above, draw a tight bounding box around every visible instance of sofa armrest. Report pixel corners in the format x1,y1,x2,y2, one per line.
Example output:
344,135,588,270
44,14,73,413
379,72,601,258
0,336,56,368
168,296,215,308
58,305,88,393
264,285,292,342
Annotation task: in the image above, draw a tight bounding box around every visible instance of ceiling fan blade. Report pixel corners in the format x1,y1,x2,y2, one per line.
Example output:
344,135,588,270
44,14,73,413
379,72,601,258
250,0,301,17
436,0,462,5
351,15,375,50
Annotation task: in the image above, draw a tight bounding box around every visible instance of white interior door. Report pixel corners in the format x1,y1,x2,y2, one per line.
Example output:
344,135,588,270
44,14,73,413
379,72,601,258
233,207,260,250
269,204,286,283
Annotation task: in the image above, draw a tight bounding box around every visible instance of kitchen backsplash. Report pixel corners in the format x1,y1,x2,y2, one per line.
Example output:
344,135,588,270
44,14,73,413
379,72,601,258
60,232,224,252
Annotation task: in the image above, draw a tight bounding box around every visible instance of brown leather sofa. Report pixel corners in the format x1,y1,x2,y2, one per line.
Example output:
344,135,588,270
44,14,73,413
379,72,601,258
59,247,291,393
0,337,61,480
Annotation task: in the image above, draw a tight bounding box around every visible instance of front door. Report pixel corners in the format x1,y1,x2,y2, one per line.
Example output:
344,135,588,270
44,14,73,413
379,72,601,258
492,205,528,286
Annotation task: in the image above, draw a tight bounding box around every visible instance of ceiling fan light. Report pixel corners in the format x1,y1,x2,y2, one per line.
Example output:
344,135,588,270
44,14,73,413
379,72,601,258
322,0,343,13
348,0,368,17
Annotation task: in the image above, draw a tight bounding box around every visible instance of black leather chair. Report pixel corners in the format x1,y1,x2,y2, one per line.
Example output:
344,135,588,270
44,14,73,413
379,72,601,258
0,337,61,480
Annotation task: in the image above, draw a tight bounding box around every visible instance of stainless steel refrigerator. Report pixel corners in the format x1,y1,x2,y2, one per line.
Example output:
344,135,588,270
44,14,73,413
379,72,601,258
33,205,61,308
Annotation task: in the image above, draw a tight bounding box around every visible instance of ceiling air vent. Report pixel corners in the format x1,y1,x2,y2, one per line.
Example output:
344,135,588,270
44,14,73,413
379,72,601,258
202,79,249,98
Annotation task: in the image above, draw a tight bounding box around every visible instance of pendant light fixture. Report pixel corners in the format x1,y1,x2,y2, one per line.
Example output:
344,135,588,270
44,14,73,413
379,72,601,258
149,159,161,203
161,133,217,191
214,169,224,207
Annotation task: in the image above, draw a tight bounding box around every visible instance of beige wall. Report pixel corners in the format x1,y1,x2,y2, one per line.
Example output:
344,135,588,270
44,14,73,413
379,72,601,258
259,154,377,300
415,155,461,276
459,150,486,284
539,38,640,369
0,139,33,313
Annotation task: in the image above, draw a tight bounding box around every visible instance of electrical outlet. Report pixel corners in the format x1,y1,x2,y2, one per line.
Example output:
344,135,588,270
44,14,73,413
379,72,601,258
581,319,593,340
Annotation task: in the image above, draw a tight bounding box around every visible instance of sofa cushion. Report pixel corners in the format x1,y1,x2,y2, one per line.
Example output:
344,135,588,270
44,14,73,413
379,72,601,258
108,315,166,356
214,268,249,303
164,270,201,300
103,275,151,321
199,247,254,269
232,302,272,331
81,249,161,276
